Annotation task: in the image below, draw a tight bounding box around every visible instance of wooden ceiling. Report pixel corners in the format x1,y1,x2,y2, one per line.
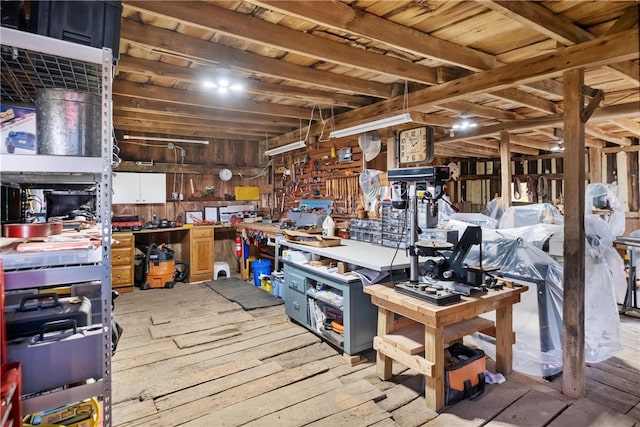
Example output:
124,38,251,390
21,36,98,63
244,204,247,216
114,1,640,159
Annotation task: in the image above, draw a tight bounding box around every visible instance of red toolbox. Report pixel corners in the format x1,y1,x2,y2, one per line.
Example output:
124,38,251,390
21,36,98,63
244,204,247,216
5,293,92,340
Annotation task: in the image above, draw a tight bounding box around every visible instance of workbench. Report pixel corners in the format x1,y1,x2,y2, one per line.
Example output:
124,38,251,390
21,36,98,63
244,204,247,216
363,283,527,412
112,225,215,290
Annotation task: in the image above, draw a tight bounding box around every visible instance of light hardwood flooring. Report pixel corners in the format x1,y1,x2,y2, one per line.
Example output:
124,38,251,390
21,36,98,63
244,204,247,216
111,278,640,427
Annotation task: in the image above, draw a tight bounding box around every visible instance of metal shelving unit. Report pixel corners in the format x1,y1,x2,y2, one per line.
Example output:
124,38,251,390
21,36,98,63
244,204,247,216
0,27,113,424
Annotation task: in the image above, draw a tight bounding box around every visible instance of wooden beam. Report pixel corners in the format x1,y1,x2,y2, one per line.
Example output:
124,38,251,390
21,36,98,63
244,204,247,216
113,95,300,127
611,118,640,137
584,125,632,147
562,68,586,399
330,30,638,131
113,118,268,139
113,111,293,134
588,147,602,183
486,1,639,84
250,0,496,71
438,100,519,120
120,18,392,98
125,1,441,85
489,88,558,114
116,55,371,108
113,80,311,119
252,0,564,122
500,131,512,210
601,145,640,154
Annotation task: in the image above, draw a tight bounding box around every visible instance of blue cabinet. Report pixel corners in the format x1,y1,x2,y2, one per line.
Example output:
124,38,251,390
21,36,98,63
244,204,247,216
283,261,377,355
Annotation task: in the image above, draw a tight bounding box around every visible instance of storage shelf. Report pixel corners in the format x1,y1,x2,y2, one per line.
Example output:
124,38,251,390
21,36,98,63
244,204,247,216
0,155,104,184
1,27,113,425
21,380,104,416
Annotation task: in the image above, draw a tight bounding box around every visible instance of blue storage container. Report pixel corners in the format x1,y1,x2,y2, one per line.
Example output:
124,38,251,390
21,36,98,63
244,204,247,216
251,259,272,287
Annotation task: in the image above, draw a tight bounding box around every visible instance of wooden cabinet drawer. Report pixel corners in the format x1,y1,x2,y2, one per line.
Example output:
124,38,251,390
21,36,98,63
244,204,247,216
111,247,133,266
112,233,134,248
112,265,133,286
190,227,213,239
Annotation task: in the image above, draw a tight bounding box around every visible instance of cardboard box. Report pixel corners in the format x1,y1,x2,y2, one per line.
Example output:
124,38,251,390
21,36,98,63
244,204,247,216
1,104,37,154
284,230,341,247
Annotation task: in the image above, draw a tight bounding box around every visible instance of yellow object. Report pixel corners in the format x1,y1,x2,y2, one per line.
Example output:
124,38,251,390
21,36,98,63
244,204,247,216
23,397,100,427
260,278,272,293
234,186,260,200
330,145,337,158
244,256,256,280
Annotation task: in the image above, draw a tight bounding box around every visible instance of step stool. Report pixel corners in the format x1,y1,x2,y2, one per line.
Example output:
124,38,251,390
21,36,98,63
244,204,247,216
214,261,230,280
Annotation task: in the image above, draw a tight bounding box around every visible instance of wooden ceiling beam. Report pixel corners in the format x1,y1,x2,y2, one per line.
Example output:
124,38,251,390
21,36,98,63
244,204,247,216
485,1,639,84
325,30,637,135
488,88,559,114
120,19,392,98
113,110,293,134
251,0,571,115
435,102,637,145
611,118,640,137
114,116,286,137
124,1,441,86
438,100,519,120
249,0,496,72
505,134,557,151
113,80,312,119
115,122,263,141
462,138,539,156
112,95,301,127
584,125,632,147
117,55,371,108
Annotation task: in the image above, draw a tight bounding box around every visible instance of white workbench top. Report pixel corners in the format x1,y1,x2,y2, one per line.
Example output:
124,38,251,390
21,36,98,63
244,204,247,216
280,239,412,272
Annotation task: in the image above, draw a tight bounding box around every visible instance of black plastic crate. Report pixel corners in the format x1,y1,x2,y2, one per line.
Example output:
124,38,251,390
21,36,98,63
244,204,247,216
30,1,122,63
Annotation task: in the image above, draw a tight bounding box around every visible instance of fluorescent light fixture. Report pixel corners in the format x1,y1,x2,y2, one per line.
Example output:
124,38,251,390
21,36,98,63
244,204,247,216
329,113,413,138
264,140,306,156
123,135,209,145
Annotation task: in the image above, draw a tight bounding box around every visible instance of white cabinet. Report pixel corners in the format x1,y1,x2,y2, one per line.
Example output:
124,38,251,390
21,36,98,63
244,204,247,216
113,172,167,204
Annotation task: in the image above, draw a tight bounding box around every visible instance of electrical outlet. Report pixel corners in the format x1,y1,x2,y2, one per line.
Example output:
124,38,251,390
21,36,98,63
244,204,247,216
171,192,178,200
179,193,183,201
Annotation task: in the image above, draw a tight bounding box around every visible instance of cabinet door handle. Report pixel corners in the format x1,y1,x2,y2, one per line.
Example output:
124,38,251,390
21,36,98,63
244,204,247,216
292,280,300,290
293,302,300,311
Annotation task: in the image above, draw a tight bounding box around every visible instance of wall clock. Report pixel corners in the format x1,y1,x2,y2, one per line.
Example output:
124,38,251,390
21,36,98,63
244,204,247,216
398,126,433,164
219,168,233,182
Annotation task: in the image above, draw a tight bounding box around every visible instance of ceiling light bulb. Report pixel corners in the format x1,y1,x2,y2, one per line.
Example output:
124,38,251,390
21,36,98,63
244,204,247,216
218,87,229,95
204,81,217,88
218,78,229,87
230,83,243,91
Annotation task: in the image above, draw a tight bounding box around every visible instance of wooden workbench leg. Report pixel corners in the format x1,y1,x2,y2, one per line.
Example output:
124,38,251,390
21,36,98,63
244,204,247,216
425,325,444,411
495,305,514,375
376,307,394,380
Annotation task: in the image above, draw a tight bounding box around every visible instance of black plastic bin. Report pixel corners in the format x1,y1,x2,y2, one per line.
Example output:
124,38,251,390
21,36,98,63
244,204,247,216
30,1,122,62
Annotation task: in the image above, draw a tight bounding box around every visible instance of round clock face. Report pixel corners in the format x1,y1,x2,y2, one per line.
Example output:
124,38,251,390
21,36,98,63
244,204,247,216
219,168,233,181
399,126,428,164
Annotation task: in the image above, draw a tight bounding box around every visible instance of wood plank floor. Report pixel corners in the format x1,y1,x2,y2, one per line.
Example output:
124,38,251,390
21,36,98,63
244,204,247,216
111,278,640,427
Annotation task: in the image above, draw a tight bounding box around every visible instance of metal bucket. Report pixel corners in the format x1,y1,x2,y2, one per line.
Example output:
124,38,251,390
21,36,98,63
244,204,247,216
36,88,101,156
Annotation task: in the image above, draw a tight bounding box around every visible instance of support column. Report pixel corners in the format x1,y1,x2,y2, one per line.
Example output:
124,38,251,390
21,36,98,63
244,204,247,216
562,68,586,398
588,147,602,183
500,131,512,210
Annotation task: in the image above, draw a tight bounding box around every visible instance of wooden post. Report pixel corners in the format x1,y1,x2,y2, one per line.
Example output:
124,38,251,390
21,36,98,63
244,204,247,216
376,307,394,380
562,68,586,398
500,131,512,210
588,147,602,183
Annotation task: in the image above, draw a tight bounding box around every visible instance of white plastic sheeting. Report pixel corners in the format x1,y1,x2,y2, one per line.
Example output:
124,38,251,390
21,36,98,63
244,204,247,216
455,194,624,376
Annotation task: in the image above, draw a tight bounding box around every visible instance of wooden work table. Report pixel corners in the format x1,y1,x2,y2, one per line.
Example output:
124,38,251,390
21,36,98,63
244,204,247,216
363,283,527,412
112,226,214,291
